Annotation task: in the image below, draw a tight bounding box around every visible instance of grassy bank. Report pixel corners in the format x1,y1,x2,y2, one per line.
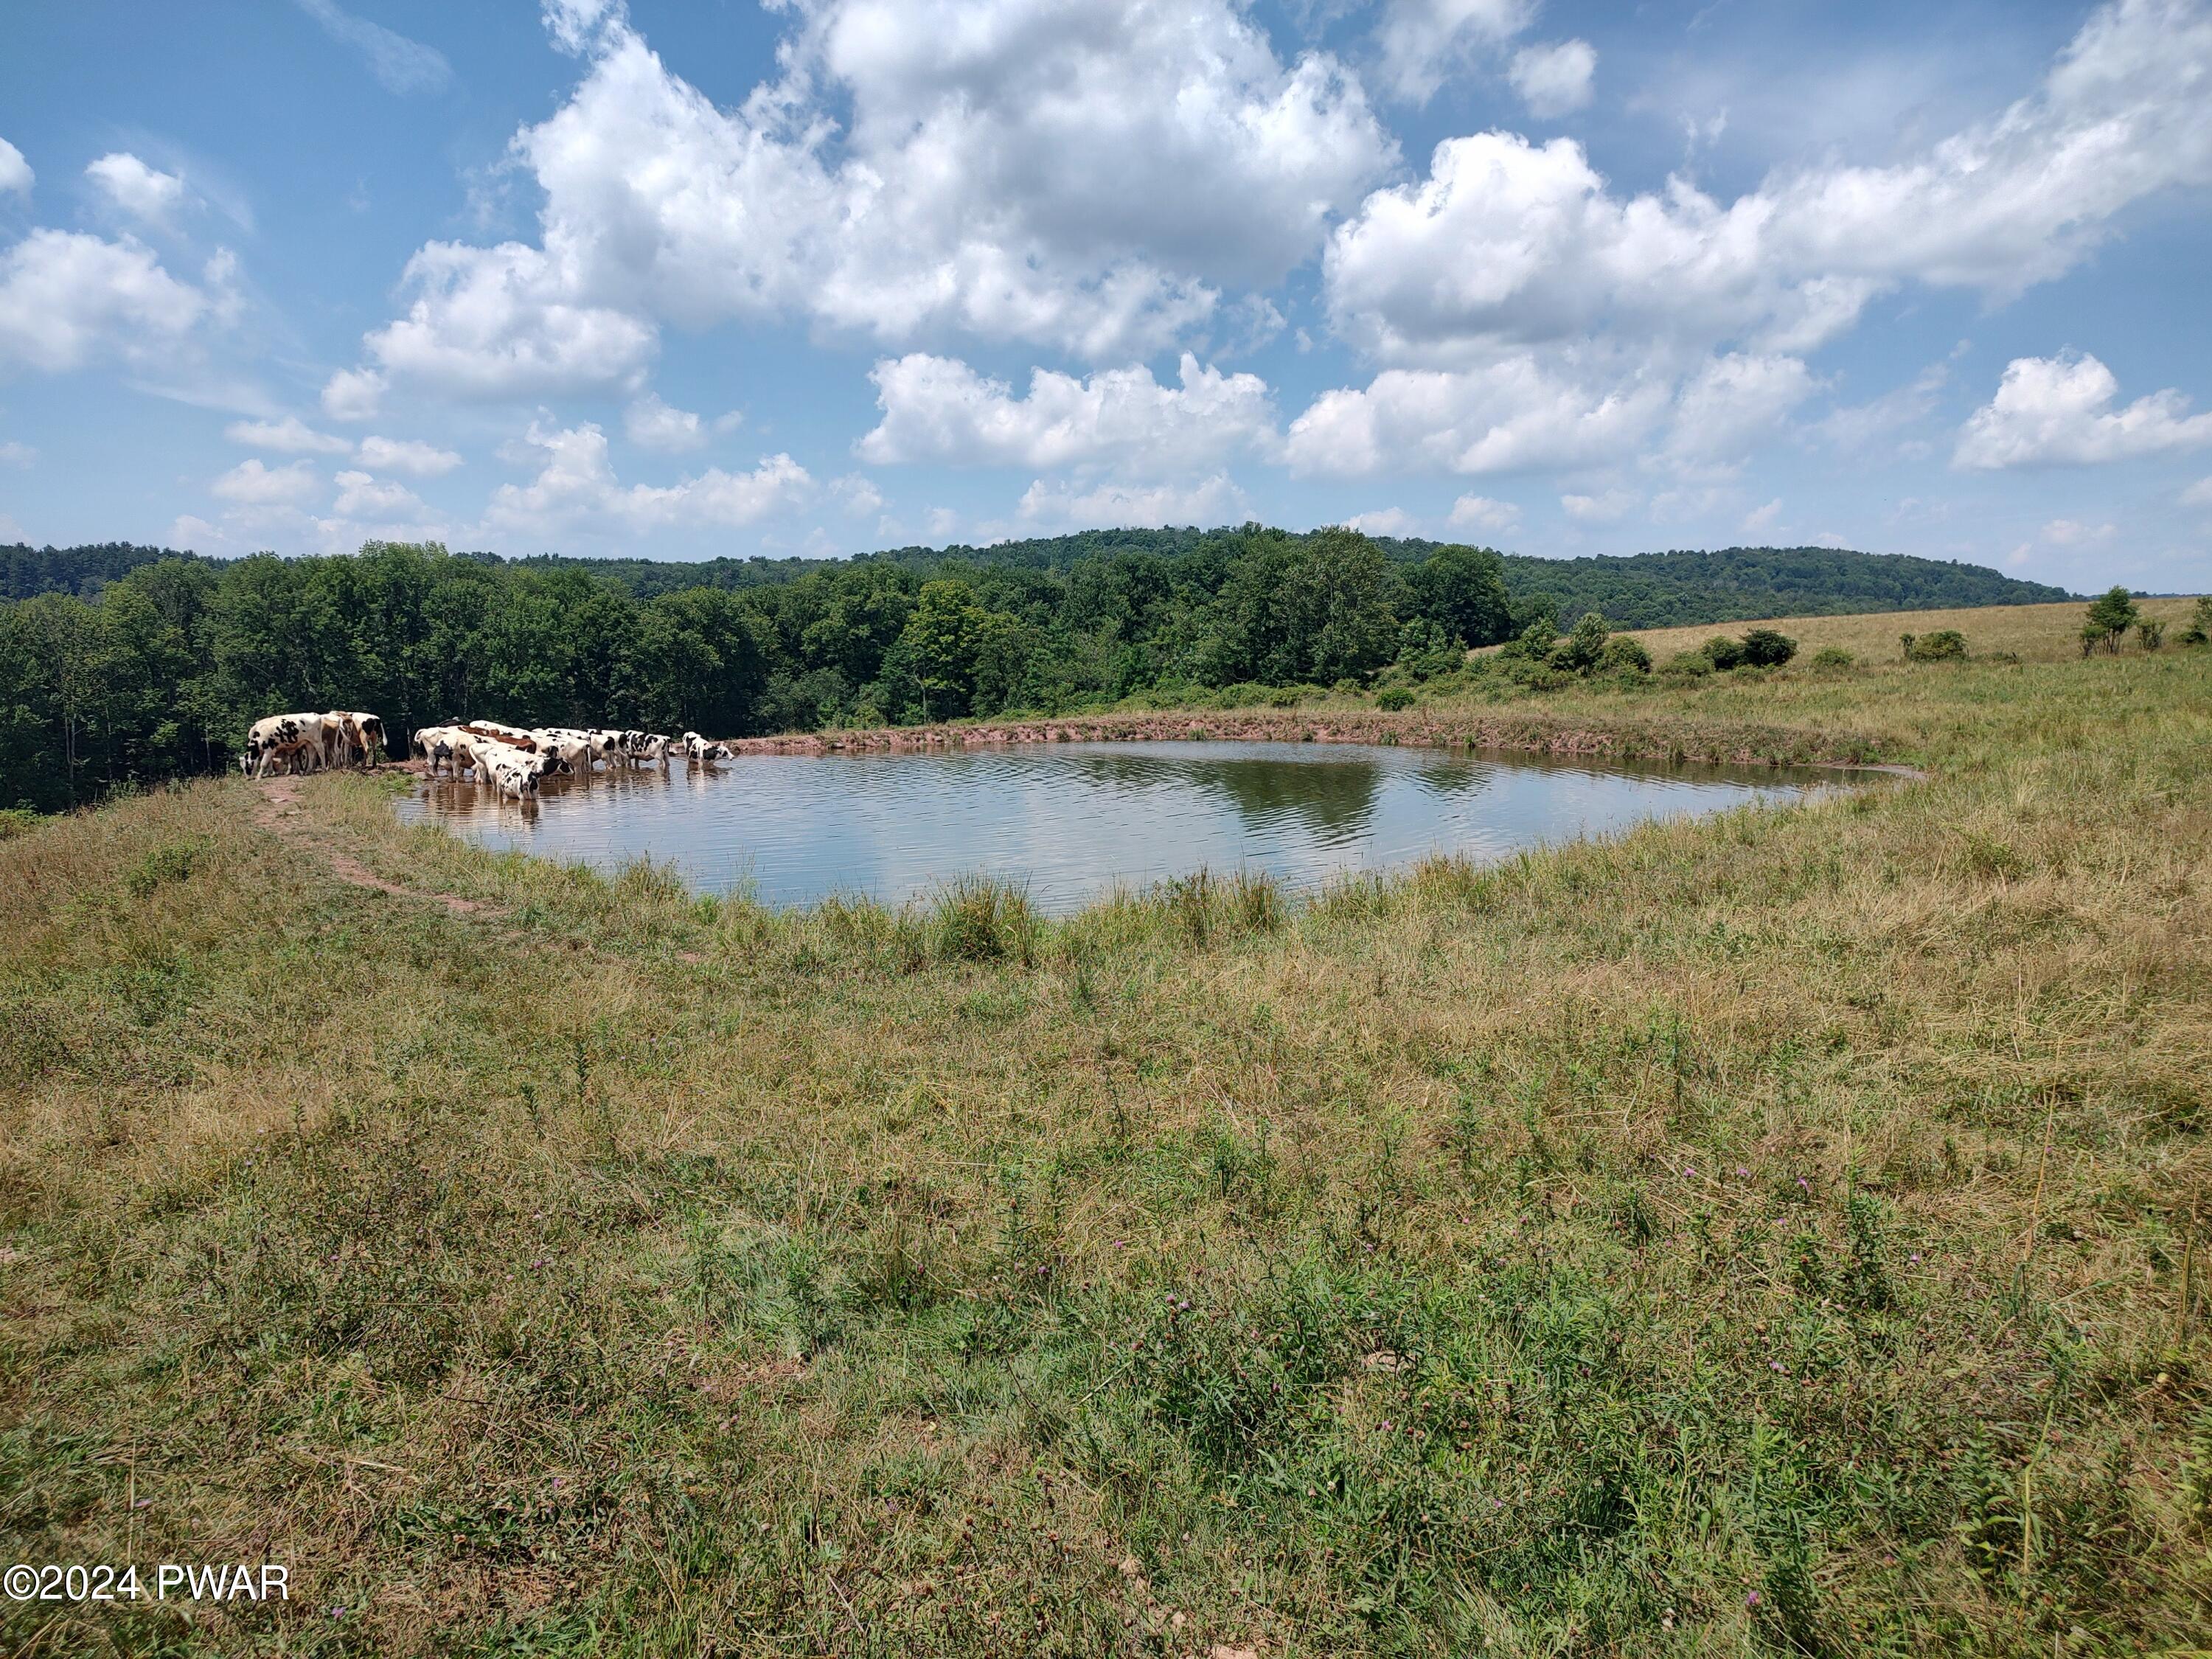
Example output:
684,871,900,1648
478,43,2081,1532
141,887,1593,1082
4,644,2211,1656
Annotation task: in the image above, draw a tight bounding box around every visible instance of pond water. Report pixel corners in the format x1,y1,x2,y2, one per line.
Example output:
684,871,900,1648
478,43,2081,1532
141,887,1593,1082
394,740,1823,914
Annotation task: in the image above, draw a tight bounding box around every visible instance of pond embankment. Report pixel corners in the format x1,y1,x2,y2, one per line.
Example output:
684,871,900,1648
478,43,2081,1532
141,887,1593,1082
720,705,1907,773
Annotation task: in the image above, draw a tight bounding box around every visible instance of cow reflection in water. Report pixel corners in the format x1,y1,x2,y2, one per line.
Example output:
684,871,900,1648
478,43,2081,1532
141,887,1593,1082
416,751,720,828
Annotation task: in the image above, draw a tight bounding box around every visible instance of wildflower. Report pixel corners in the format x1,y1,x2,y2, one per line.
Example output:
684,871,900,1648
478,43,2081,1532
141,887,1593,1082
1736,1166,1750,1179
1909,1252,1922,1264
1770,1360,1787,1372
1746,1590,1761,1609
1684,1164,1697,1177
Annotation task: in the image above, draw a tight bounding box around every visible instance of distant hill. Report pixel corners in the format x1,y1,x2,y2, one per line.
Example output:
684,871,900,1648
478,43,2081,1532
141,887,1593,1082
1,542,211,601
4,532,2072,627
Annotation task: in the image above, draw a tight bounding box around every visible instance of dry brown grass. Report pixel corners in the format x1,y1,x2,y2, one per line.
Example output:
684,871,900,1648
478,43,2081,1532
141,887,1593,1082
1613,596,2202,664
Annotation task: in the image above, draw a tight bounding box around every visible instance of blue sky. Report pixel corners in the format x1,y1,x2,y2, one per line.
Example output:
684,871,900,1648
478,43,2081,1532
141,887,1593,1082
1,0,2208,590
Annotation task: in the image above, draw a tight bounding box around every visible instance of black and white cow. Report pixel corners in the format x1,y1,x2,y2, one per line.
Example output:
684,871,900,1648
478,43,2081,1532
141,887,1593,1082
473,737,563,801
678,731,733,765
323,711,387,767
243,713,329,778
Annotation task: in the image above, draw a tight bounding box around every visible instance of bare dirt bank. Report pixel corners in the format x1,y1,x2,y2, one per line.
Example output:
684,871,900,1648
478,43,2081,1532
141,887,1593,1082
719,706,1909,774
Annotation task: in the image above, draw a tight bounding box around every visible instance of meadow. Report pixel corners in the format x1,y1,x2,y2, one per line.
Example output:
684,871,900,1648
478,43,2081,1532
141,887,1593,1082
2,611,2210,1656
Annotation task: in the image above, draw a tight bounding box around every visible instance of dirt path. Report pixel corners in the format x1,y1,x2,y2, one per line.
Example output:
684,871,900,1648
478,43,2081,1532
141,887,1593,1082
251,775,486,917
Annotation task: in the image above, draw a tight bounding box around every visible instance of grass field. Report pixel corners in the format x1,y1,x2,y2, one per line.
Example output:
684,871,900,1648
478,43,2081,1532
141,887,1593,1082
4,615,2211,1655
1610,598,2203,667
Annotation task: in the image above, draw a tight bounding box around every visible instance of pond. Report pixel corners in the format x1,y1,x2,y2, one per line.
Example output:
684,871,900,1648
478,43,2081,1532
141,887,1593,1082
394,740,1826,914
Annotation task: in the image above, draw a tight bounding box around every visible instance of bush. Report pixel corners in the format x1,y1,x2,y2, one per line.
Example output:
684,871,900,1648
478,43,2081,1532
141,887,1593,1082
2179,595,2211,646
1700,636,1746,671
0,807,38,841
1375,686,1416,711
1738,627,1798,667
1905,629,1968,662
1811,646,1854,669
1661,648,1715,678
1597,635,1652,674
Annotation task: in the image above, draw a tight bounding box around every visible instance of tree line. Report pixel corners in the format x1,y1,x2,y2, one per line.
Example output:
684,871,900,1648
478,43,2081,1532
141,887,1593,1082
5,534,2073,622
0,530,1521,812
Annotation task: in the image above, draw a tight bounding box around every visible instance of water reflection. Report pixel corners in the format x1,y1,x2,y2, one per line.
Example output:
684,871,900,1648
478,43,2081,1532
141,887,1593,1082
395,739,1818,914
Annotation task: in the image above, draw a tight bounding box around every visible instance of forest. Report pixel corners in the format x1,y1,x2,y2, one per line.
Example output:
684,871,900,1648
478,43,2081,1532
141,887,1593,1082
0,529,2071,813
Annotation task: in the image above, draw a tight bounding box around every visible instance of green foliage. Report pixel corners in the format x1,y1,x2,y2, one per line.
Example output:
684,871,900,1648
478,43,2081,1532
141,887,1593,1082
1374,686,1416,711
1403,542,1513,646
1596,634,1652,675
1737,627,1798,667
2180,595,2212,646
2085,585,2140,652
1660,647,1716,678
1548,611,1613,675
0,529,2090,812
1905,629,1969,662
2138,618,2166,651
1208,526,1402,686
1811,645,1855,669
1701,635,1747,672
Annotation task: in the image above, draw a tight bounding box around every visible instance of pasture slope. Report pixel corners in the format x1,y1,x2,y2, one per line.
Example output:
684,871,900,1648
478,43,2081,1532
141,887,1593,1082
3,614,2211,1657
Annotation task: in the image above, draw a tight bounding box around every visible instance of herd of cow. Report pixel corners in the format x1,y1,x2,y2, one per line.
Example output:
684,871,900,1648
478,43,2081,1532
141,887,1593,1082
240,710,734,801
411,722,734,799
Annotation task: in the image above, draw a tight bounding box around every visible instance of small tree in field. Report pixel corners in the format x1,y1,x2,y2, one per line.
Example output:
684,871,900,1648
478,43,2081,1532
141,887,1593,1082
2138,618,2166,651
2085,585,2140,653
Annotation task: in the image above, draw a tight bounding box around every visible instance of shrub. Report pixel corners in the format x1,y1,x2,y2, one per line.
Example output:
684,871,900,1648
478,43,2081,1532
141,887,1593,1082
1738,627,1798,667
1700,635,1746,671
1905,629,1967,661
1375,686,1416,711
1548,611,1613,676
2138,619,2166,651
0,808,38,841
1661,648,1715,678
1598,635,1652,674
2179,595,2212,645
1811,646,1854,669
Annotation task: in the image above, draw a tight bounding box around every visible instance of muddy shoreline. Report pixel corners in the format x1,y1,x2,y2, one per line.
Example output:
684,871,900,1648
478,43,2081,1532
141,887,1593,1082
714,707,1919,777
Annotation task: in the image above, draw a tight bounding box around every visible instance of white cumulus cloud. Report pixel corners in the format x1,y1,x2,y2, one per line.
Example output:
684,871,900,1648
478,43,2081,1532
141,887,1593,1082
329,0,1395,397
1508,40,1596,118
1324,0,2212,364
1448,494,1520,533
86,153,187,225
321,367,386,420
1016,472,1248,529
624,392,708,452
1285,352,1669,477
486,420,811,537
860,352,1279,476
0,229,211,376
332,469,429,517
355,434,462,476
0,137,32,196
226,415,351,454
1374,0,1534,102
212,458,320,505
1955,352,2212,468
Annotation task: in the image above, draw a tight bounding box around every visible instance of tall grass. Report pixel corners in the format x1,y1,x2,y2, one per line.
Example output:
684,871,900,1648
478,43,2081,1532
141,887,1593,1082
2,644,2210,1655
